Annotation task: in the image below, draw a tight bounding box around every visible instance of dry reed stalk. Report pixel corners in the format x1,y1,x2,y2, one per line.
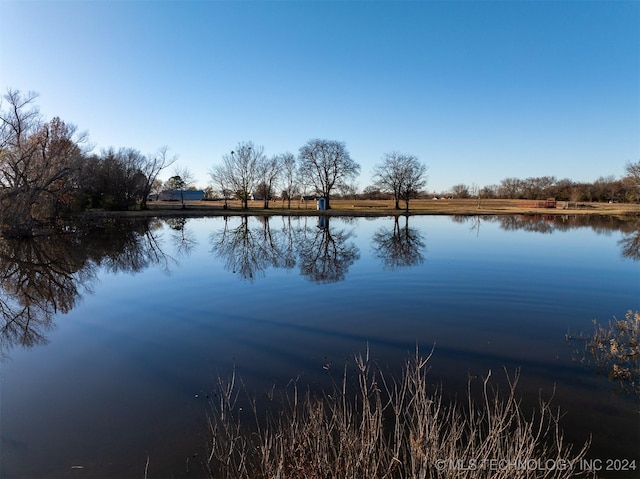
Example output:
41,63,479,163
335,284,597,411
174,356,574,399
204,349,593,478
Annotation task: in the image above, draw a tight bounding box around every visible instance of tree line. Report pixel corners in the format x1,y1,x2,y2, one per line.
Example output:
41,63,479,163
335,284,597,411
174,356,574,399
0,90,175,236
2,88,638,237
0,89,429,236
444,173,640,203
207,141,427,212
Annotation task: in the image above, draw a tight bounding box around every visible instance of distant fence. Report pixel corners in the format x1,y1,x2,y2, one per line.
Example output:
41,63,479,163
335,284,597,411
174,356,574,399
520,198,557,209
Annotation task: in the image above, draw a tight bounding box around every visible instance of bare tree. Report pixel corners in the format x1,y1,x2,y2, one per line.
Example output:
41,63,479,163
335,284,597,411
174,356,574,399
139,146,176,210
398,158,428,212
450,183,470,199
373,152,427,211
298,139,360,209
469,183,481,209
151,178,164,196
278,152,299,209
255,155,281,209
215,142,264,209
172,164,196,188
626,160,640,184
209,164,232,209
0,90,86,236
479,184,498,199
374,152,405,210
337,182,358,200
498,177,524,199
624,160,640,203
520,176,557,200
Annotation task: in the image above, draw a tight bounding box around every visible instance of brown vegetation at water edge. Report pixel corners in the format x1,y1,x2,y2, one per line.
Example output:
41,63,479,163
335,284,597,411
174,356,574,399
203,349,593,479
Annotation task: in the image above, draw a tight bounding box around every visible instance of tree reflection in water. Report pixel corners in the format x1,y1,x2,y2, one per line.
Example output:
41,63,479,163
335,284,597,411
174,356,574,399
0,219,170,357
166,217,198,258
493,215,640,261
0,236,86,354
210,216,360,283
449,214,640,262
618,219,640,261
371,215,426,270
3,214,637,357
209,216,291,281
297,216,359,283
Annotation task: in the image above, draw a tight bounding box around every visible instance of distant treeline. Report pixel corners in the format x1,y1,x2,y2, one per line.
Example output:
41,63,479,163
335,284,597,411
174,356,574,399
358,174,640,203
442,175,640,203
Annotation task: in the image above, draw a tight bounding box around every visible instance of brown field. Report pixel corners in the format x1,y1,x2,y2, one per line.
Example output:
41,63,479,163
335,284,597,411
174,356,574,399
84,198,640,219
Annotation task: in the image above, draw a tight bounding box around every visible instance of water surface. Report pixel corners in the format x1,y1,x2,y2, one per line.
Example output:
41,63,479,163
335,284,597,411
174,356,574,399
1,215,638,478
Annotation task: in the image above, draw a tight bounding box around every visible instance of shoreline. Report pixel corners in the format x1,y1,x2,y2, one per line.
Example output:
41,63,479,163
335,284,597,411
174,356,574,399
74,199,640,220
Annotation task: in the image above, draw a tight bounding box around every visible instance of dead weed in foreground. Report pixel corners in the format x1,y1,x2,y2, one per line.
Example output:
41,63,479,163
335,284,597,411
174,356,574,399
204,348,593,479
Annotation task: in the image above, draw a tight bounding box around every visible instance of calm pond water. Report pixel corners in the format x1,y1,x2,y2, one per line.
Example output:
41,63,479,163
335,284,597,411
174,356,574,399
1,214,638,478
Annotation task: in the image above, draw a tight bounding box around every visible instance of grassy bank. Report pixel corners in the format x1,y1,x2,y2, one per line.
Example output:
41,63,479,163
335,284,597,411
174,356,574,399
78,198,640,220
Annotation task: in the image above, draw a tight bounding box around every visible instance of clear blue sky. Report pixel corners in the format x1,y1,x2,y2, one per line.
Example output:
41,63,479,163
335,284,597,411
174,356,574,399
1,0,638,192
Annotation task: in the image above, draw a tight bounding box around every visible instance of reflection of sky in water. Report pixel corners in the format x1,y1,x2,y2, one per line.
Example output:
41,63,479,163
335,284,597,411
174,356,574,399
2,215,638,478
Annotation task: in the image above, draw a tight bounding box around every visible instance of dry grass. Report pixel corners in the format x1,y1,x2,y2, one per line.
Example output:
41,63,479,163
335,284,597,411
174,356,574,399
204,348,593,478
87,199,640,219
569,310,640,396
